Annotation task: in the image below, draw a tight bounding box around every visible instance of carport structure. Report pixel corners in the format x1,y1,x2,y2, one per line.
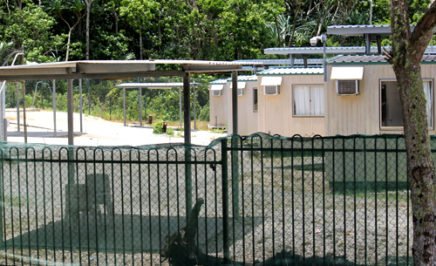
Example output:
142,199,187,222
0,60,251,222
116,82,199,128
0,60,251,145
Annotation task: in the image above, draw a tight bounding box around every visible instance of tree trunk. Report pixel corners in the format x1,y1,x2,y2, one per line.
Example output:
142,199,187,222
389,1,436,265
85,1,92,60
139,31,143,60
394,62,436,266
66,28,72,61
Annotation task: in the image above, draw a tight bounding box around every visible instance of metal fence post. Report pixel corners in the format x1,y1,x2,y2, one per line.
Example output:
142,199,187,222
183,73,192,222
221,138,230,263
0,149,4,249
231,135,239,219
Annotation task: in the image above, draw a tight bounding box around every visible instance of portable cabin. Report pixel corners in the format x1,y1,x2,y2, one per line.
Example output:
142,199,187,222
225,75,259,135
257,67,326,136
208,75,258,134
326,54,436,135
208,78,228,129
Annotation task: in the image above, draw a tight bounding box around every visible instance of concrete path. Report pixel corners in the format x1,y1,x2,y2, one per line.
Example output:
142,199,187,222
5,109,225,146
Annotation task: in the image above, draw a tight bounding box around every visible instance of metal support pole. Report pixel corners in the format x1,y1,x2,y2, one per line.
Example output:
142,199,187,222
231,72,238,135
193,86,197,130
15,82,20,133
52,80,57,136
123,88,126,126
231,71,240,218
67,79,74,145
0,82,6,141
138,88,143,127
365,34,371,54
322,34,327,82
183,73,191,144
79,79,83,133
87,79,91,114
22,81,27,144
221,138,230,263
183,72,192,221
179,88,182,129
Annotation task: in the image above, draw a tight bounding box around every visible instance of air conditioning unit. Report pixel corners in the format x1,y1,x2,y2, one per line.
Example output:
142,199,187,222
237,88,244,96
264,85,280,95
212,90,222,96
336,80,359,95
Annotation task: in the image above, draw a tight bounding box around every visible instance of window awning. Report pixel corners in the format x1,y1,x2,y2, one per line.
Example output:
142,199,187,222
330,66,364,80
261,76,282,86
230,82,246,89
210,84,224,91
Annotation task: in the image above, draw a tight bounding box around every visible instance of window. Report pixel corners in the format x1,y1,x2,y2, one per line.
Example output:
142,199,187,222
337,80,359,95
381,80,433,128
293,85,324,116
253,88,258,112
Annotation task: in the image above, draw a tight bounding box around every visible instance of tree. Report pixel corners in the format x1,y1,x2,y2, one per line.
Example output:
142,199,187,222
0,3,62,62
387,1,436,265
50,0,85,61
83,0,94,60
119,0,160,59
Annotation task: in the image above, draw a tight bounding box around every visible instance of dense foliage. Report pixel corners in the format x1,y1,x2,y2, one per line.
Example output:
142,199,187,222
0,0,433,124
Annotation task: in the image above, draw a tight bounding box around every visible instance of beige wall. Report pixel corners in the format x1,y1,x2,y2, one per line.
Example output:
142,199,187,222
326,63,436,135
226,81,259,135
258,75,326,136
228,82,259,135
209,84,228,128
209,81,259,134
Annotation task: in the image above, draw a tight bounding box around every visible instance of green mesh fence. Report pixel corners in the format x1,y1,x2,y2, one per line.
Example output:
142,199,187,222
0,134,418,265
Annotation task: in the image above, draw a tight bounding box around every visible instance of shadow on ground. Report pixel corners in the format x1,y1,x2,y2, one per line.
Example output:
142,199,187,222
4,214,260,254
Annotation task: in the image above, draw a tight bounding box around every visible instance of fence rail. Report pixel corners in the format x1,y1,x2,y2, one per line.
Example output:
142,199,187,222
0,134,417,265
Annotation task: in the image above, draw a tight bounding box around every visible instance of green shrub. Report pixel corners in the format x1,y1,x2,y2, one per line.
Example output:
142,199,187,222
153,121,164,134
167,127,174,136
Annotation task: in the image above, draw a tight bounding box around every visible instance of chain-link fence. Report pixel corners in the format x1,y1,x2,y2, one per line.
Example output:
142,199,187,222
0,134,416,265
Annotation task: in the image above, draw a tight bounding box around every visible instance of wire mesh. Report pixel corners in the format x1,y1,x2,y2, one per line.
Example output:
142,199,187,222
0,134,415,265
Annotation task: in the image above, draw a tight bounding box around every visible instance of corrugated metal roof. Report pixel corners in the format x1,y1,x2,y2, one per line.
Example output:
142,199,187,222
257,67,323,76
209,78,228,84
327,25,391,36
0,59,262,81
116,82,199,89
265,46,436,56
210,75,257,84
327,24,436,36
234,58,323,65
264,46,380,55
227,75,258,82
329,54,436,64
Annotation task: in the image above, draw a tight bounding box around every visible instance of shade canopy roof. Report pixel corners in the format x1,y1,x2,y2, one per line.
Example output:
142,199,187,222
264,46,380,55
327,25,392,36
327,24,436,36
116,82,199,89
0,60,257,81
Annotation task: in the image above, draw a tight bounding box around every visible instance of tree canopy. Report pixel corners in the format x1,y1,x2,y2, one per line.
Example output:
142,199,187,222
0,0,410,62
